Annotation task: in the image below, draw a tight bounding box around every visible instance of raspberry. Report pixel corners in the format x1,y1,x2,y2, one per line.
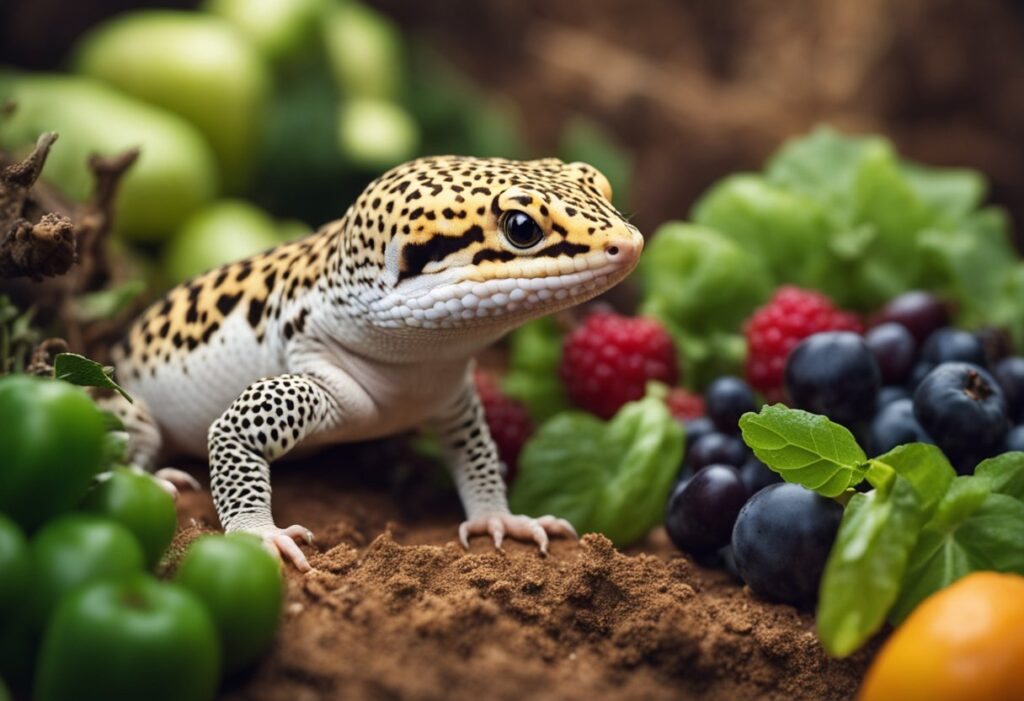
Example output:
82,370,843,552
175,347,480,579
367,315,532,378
475,371,533,483
665,387,705,421
744,286,862,398
560,313,679,419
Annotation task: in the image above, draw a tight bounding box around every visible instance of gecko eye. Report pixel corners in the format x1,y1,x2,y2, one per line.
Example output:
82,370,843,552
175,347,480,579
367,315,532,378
500,211,544,249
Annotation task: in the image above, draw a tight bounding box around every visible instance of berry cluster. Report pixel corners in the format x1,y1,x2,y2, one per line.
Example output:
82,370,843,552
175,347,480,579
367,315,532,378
745,286,862,400
664,373,840,607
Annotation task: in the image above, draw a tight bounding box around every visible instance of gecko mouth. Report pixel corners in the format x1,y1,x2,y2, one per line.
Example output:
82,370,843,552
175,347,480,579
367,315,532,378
371,244,640,329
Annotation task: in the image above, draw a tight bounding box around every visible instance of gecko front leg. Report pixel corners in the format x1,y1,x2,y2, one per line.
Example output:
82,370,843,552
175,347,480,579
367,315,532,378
433,380,577,554
207,365,375,571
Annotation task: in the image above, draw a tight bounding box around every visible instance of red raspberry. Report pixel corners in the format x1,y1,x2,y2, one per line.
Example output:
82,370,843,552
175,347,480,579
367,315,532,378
560,313,679,419
744,286,862,399
475,371,533,483
665,387,705,421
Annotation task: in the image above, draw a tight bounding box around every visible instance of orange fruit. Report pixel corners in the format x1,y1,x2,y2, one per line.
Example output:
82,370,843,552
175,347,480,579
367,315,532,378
859,572,1024,701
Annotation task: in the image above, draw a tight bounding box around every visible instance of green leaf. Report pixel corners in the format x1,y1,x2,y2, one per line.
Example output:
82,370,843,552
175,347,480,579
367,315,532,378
891,491,1024,623
510,393,684,547
53,352,132,402
817,476,924,657
868,443,955,517
738,405,867,497
638,223,772,337
691,174,834,289
101,430,129,467
973,452,1024,499
900,163,985,223
73,280,145,322
99,410,125,433
501,317,570,422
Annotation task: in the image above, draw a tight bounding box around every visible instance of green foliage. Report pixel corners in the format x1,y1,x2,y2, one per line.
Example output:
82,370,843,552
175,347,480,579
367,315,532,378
638,223,770,386
0,296,39,375
738,405,867,497
739,404,1024,657
640,128,1021,386
53,353,131,402
501,317,570,422
509,389,684,547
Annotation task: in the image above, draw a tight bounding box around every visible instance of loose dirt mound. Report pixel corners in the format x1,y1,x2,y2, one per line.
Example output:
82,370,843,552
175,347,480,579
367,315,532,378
171,452,874,701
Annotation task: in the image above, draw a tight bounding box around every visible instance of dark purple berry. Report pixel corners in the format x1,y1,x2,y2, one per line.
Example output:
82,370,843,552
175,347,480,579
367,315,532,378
687,432,749,470
868,398,932,456
785,331,881,427
731,482,843,607
739,455,782,496
913,362,1008,473
705,376,757,434
876,386,910,412
666,464,748,556
1004,424,1024,453
994,356,1024,423
920,328,987,368
877,291,950,344
865,322,917,385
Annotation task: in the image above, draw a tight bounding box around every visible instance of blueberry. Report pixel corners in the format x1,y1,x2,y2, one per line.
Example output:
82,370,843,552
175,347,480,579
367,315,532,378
865,323,917,385
785,331,881,427
877,291,949,344
975,326,1014,367
739,455,782,496
994,356,1024,422
1004,425,1024,453
705,376,757,434
906,361,934,391
731,483,843,607
875,386,910,412
913,362,1008,473
682,416,714,459
687,432,749,470
868,398,932,456
920,328,987,368
665,465,748,557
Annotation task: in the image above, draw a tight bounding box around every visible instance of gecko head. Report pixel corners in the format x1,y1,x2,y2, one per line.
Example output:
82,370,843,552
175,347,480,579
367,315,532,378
356,156,643,333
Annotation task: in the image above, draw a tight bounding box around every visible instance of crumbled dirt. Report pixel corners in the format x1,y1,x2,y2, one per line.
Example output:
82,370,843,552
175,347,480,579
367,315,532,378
171,446,875,701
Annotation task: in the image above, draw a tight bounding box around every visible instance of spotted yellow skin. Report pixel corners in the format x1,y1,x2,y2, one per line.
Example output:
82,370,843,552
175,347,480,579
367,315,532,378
109,156,643,568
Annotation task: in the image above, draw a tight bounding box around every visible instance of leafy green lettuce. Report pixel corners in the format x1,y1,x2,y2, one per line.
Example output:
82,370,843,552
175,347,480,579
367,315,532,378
638,224,771,387
509,388,684,547
640,127,1023,384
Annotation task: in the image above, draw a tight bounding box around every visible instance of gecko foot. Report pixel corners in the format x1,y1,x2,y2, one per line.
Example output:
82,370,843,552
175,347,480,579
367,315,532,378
149,468,202,501
458,513,578,555
241,524,315,573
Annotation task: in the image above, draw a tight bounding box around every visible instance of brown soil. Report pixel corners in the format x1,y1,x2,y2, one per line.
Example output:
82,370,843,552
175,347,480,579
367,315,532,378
170,446,875,701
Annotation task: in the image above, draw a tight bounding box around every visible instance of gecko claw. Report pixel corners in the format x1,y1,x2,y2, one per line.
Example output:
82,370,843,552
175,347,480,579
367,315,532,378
457,513,576,554
245,524,315,573
154,467,202,492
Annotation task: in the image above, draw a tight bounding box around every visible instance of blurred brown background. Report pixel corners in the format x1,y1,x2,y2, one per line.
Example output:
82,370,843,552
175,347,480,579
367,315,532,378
5,0,1024,238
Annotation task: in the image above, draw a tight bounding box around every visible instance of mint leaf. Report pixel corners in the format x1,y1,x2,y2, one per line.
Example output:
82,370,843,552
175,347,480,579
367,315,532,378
891,491,1024,623
510,393,684,547
973,452,1024,499
53,352,132,402
868,443,955,517
817,476,924,657
738,405,867,497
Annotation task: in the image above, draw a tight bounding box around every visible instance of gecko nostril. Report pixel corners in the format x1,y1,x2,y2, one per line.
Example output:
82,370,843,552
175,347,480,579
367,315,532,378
607,246,619,256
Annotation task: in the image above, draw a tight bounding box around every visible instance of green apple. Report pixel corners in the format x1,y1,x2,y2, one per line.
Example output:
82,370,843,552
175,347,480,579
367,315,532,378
336,97,419,170
164,200,284,282
203,0,326,64
34,575,220,701
72,11,271,192
0,72,218,243
322,1,403,100
174,534,283,674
